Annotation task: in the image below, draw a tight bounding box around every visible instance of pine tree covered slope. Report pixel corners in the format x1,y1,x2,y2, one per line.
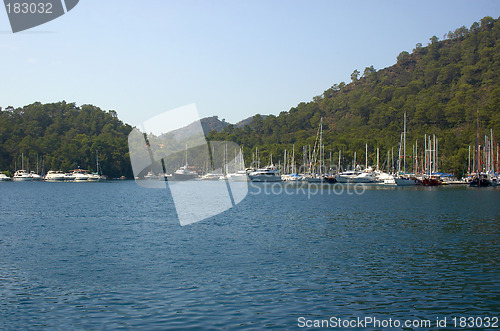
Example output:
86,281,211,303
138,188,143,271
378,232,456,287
0,102,133,178
207,16,500,176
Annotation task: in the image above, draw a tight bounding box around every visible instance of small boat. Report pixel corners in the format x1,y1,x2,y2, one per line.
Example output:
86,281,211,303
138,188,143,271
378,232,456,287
248,166,282,182
13,170,32,181
45,170,66,181
0,173,11,181
144,171,158,180
200,172,224,181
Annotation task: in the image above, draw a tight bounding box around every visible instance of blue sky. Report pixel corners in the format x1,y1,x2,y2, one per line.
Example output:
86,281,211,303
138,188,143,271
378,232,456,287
1,0,499,126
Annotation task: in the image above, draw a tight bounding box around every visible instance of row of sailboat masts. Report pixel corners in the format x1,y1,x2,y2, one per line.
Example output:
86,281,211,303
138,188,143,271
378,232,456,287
424,134,438,175
15,152,45,175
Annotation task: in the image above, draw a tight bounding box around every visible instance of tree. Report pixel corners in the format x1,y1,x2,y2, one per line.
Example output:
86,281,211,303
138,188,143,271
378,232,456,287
351,69,360,83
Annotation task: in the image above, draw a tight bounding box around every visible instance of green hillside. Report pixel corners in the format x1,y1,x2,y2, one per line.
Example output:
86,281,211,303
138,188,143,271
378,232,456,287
0,102,133,178
207,16,500,176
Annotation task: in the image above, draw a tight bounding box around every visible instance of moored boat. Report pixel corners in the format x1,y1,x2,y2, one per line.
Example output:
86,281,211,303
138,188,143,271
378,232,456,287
13,170,32,181
171,166,198,181
45,170,66,181
248,166,282,182
0,172,11,181
469,173,491,187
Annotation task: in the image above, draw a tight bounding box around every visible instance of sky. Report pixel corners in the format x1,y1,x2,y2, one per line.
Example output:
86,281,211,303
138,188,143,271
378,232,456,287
0,0,499,127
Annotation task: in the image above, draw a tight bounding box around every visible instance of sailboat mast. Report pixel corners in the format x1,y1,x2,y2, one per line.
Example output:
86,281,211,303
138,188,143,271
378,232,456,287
403,112,406,174
365,143,368,170
476,110,480,174
338,149,341,173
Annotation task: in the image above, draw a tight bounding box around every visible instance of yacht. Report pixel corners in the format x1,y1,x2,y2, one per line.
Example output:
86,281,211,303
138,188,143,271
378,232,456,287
64,172,75,181
248,166,282,182
13,170,32,181
30,172,42,181
0,173,11,181
45,171,66,181
394,174,419,186
87,172,102,181
71,169,89,181
336,170,375,183
171,166,198,181
225,169,249,182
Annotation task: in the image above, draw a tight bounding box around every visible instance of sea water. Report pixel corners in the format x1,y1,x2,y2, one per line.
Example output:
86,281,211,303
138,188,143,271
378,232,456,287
0,181,499,329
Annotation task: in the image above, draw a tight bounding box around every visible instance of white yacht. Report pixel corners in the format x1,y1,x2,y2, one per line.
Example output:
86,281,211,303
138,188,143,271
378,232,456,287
87,172,102,181
13,170,33,181
336,169,377,183
225,170,249,182
30,172,42,181
171,166,198,181
248,166,282,182
71,169,89,181
45,171,66,181
0,173,11,181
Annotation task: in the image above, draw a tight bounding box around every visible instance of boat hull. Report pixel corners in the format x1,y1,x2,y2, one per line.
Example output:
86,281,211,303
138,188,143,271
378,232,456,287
248,175,282,182
395,177,419,186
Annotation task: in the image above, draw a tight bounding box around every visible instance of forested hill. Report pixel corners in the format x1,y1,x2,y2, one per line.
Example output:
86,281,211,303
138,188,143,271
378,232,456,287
1,16,499,178
207,16,500,176
0,102,133,178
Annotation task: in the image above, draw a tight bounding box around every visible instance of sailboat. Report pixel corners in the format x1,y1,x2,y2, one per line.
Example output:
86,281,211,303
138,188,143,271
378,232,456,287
88,151,105,181
13,153,33,181
470,110,491,187
306,118,327,183
171,145,198,181
394,113,419,186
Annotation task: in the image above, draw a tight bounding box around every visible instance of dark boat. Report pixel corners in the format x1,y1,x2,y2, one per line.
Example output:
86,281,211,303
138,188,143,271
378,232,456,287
469,174,491,187
419,175,442,186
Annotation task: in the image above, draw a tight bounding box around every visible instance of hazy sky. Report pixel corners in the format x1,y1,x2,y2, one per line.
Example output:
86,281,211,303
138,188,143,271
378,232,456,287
1,0,499,126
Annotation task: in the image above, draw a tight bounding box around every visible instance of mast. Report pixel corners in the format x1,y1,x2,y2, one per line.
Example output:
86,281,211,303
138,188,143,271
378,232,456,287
403,112,406,174
491,129,494,173
415,139,418,174
365,143,368,170
468,145,471,175
476,110,480,174
338,149,341,173
424,134,427,175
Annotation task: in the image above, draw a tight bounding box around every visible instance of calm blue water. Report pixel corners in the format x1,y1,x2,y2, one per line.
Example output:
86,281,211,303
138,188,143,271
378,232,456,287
0,181,499,329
